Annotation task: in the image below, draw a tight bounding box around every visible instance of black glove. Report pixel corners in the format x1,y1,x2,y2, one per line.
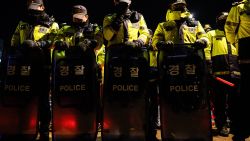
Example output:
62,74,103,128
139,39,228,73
156,40,174,49
133,39,144,48
110,15,124,31
75,31,83,44
54,40,69,50
22,40,37,48
38,13,54,27
78,38,97,52
124,39,144,48
89,39,98,48
36,40,51,48
194,39,207,50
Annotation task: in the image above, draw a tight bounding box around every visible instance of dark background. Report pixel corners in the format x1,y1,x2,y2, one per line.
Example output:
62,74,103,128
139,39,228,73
0,0,237,47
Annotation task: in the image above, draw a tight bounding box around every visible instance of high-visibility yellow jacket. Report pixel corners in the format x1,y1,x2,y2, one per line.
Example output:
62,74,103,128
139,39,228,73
56,23,105,65
225,0,250,46
204,29,240,77
57,23,103,48
11,20,59,47
103,10,150,47
152,18,209,50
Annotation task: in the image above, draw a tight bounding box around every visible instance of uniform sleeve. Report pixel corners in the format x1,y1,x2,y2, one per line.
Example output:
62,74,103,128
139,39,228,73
103,15,116,41
50,22,59,33
94,26,104,50
48,22,59,42
96,44,105,66
225,5,240,44
137,14,150,45
204,31,213,61
11,22,21,47
152,23,165,50
196,21,209,46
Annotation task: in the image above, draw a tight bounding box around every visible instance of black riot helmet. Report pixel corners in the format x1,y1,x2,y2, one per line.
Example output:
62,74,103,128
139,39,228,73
113,0,131,15
172,0,187,5
28,0,44,11
216,12,228,30
171,0,187,11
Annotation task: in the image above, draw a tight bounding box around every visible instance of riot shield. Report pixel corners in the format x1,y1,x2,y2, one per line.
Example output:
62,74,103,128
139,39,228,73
158,44,212,141
101,45,150,141
0,47,46,141
51,46,99,141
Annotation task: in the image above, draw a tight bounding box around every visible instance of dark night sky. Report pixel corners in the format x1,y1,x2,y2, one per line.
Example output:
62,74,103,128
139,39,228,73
0,0,236,46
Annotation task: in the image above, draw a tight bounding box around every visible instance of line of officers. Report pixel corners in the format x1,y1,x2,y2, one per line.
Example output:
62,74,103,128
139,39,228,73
8,0,250,140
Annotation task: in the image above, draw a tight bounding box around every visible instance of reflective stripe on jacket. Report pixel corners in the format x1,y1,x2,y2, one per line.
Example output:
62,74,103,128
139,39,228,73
11,21,59,47
152,20,208,50
205,29,240,76
103,12,150,47
225,0,250,46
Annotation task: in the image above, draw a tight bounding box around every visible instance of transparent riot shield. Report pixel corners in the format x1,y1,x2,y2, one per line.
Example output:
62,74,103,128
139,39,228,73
158,44,212,141
101,45,150,141
0,47,46,141
51,46,99,141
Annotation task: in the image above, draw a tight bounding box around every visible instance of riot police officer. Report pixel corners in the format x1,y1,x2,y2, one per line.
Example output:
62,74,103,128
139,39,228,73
152,0,209,49
11,0,59,49
103,0,150,48
205,12,240,137
56,4,105,65
225,0,250,140
10,0,59,140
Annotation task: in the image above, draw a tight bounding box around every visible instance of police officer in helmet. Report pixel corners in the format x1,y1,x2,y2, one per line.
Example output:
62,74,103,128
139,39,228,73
152,0,209,50
10,0,59,140
225,0,250,140
205,11,240,137
103,0,150,48
56,5,104,52
11,0,59,49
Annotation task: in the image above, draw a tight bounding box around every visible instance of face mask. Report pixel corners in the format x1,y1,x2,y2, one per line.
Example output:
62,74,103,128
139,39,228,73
28,9,43,16
115,2,129,15
27,9,44,23
73,19,89,27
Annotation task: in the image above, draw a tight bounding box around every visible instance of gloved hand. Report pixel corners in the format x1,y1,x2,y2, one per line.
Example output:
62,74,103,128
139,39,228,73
124,39,144,48
133,39,144,48
38,13,54,27
156,40,174,49
54,40,69,50
194,39,207,50
78,38,97,52
75,31,83,44
110,15,124,31
166,40,174,46
22,40,37,48
89,39,98,48
124,41,135,48
36,40,51,48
